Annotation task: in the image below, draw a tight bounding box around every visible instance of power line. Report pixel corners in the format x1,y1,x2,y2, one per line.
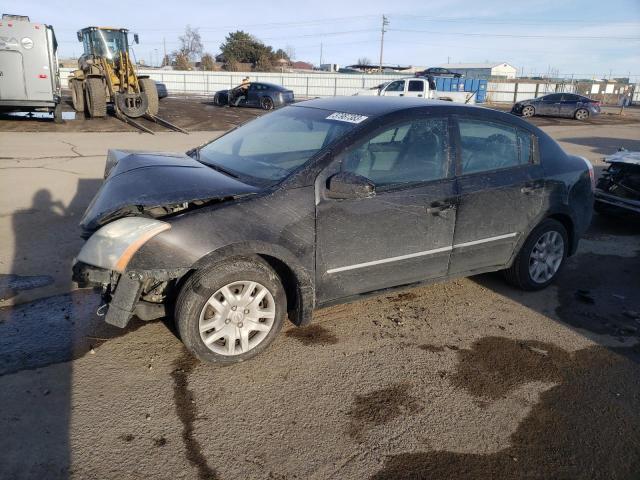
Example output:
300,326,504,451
390,28,640,40
392,14,639,26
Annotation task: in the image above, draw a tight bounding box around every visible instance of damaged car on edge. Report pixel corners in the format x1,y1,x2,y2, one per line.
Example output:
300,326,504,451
594,150,640,216
73,97,594,364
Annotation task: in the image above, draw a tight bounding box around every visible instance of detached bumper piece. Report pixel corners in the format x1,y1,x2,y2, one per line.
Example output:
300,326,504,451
595,191,640,214
105,273,144,328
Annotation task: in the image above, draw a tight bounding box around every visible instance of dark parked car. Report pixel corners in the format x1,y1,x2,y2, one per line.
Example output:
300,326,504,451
155,82,168,99
594,150,640,215
72,97,594,364
416,67,462,78
512,93,600,120
213,82,294,110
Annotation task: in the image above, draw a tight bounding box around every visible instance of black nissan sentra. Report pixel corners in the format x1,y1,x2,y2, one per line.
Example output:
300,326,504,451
73,97,594,364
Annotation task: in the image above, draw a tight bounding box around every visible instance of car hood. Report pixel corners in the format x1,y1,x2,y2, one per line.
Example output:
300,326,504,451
80,149,260,233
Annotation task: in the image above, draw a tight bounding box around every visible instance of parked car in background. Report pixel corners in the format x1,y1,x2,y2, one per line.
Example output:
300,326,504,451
594,150,640,216
155,82,168,99
213,82,294,110
512,93,600,120
415,67,462,78
72,97,594,365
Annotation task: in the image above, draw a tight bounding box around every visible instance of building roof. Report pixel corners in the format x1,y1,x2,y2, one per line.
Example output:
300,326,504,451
440,62,516,70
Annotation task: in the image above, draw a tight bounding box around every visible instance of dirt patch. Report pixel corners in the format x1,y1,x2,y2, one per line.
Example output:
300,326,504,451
0,95,263,133
449,336,569,400
555,251,640,339
347,383,421,440
285,324,338,346
418,344,446,353
170,350,218,480
0,274,53,301
387,292,419,303
372,342,640,480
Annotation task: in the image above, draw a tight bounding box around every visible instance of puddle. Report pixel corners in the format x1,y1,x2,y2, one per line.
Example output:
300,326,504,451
0,274,54,301
0,290,144,375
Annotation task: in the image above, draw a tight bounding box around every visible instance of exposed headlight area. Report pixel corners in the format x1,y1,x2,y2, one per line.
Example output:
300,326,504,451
77,217,170,273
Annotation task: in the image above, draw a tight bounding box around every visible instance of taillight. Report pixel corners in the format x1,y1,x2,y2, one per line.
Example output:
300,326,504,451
580,157,595,191
38,74,48,79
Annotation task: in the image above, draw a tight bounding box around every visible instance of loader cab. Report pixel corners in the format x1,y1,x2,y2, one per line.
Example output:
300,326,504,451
77,27,137,60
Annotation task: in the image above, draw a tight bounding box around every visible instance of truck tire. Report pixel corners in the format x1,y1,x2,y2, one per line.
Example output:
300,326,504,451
85,78,107,118
70,79,85,113
139,78,159,116
53,103,63,124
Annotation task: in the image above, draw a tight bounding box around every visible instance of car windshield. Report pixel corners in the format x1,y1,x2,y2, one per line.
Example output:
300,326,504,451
197,106,362,185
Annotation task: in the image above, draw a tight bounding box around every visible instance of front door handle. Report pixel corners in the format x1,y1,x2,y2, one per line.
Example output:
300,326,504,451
417,94,423,97
427,201,455,215
399,93,404,96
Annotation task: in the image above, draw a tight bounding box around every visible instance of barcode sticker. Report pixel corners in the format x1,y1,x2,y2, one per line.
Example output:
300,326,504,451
326,112,368,124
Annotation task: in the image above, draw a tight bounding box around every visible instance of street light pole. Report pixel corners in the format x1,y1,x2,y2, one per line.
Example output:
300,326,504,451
379,15,389,73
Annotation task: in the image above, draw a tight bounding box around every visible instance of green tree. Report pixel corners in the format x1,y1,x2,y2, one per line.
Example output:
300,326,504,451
220,31,275,65
255,54,274,72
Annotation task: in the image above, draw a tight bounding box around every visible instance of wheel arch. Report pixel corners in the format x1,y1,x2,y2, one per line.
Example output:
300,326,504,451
546,212,576,256
190,241,315,326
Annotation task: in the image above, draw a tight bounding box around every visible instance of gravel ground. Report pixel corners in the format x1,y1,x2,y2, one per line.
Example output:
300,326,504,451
0,99,639,480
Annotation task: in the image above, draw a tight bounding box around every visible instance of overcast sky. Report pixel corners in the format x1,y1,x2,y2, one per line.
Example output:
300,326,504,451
5,0,640,79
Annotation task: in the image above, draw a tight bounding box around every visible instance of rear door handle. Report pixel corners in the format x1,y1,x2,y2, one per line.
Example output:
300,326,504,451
399,94,404,96
417,94,423,97
521,184,543,194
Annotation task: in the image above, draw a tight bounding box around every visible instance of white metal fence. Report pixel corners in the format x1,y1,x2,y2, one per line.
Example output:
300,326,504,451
58,68,638,105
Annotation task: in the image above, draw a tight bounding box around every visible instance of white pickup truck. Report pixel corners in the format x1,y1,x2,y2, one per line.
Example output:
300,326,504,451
355,77,475,104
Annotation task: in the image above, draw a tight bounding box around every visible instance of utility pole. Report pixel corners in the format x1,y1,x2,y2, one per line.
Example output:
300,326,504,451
319,42,323,68
163,37,167,67
378,14,389,73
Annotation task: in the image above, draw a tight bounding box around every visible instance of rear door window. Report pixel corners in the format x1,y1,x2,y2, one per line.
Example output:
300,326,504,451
458,119,523,174
408,80,424,92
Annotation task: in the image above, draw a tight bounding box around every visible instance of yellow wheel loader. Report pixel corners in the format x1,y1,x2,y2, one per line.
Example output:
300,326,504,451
68,27,185,133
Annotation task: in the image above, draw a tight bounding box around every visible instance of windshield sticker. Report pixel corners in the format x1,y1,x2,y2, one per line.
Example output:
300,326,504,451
326,112,368,124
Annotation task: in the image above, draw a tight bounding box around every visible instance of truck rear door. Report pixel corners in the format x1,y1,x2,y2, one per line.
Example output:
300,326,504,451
0,50,27,100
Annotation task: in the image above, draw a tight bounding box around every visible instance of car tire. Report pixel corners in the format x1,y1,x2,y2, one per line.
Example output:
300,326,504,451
175,256,287,365
139,78,159,116
53,103,63,124
70,79,85,113
85,77,107,118
503,218,568,291
260,96,274,110
574,108,589,121
522,105,535,117
213,93,223,106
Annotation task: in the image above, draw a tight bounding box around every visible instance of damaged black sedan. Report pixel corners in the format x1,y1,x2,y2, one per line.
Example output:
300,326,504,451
73,97,594,364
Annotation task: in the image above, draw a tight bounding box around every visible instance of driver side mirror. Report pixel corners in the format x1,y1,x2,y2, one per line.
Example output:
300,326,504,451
77,31,83,42
133,33,139,44
326,171,375,200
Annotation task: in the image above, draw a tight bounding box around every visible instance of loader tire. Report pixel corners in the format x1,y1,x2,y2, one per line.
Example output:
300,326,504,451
139,78,159,116
85,77,107,118
70,79,85,112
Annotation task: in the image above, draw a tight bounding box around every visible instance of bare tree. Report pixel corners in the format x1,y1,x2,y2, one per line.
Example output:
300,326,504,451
178,25,203,61
201,53,216,71
173,52,191,70
285,45,296,61
357,57,372,66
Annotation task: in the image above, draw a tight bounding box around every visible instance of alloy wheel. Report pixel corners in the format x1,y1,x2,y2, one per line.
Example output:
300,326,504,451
575,109,589,120
199,280,276,356
528,231,564,283
522,106,534,117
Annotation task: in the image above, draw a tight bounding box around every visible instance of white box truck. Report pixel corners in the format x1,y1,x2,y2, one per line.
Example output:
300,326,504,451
0,14,62,122
354,77,475,104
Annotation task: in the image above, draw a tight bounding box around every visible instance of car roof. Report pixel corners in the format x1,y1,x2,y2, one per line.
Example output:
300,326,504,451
254,82,286,90
292,96,478,117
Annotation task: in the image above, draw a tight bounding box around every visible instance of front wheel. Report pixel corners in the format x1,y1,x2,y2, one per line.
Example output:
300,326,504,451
503,219,568,290
139,78,159,116
175,257,286,365
260,96,274,110
522,105,535,117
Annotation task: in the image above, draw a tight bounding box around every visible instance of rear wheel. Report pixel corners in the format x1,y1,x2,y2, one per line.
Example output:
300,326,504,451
139,78,159,116
503,219,568,290
85,77,106,118
52,103,63,124
175,257,286,364
260,96,274,110
575,108,589,121
70,79,85,112
522,105,535,117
